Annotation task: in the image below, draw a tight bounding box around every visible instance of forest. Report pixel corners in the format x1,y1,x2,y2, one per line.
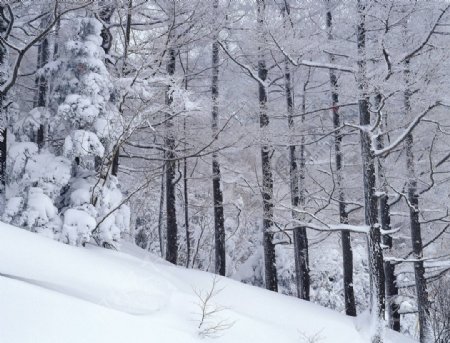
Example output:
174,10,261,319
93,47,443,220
0,1,449,343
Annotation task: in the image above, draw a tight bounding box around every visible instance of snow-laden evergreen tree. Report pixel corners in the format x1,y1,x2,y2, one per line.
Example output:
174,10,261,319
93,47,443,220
49,17,129,247
4,16,129,248
4,104,71,240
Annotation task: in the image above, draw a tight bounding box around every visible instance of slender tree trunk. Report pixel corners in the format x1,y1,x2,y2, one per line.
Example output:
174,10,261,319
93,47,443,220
122,0,132,70
0,94,6,213
34,14,50,149
375,94,400,331
49,3,60,99
97,1,119,175
110,0,130,177
0,5,8,212
211,0,226,276
98,0,116,56
296,79,310,300
356,2,385,341
183,52,191,268
165,41,178,264
103,0,127,177
257,0,277,292
281,1,309,301
183,129,190,267
326,3,356,316
404,58,430,343
157,162,165,257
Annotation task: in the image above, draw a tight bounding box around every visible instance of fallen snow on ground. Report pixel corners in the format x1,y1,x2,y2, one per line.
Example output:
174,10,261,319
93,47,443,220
0,222,415,343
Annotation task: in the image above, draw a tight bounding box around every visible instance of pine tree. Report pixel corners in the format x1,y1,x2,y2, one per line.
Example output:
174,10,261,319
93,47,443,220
50,17,129,247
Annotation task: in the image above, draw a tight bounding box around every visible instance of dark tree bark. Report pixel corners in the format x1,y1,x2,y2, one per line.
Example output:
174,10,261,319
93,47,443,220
157,161,165,257
211,0,226,276
404,58,430,343
122,0,132,70
183,123,190,268
98,0,120,176
375,94,400,332
165,42,178,265
0,93,6,213
356,2,385,341
281,1,309,301
296,81,311,301
182,52,191,268
257,0,278,292
98,0,116,56
0,5,9,212
326,3,356,316
34,14,50,149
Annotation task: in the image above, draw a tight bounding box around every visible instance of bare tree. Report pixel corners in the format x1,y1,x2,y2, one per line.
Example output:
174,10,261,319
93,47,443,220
403,57,430,343
257,0,278,292
281,0,309,300
326,1,356,316
165,14,178,265
211,0,226,276
356,1,385,341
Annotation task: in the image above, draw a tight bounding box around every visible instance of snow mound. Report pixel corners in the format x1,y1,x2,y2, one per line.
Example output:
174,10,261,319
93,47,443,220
0,223,416,343
0,223,172,315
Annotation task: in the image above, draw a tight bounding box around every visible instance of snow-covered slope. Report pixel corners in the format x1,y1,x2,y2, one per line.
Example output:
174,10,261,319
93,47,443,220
0,223,415,343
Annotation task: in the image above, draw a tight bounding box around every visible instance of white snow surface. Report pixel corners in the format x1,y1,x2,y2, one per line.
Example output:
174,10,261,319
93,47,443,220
0,223,415,343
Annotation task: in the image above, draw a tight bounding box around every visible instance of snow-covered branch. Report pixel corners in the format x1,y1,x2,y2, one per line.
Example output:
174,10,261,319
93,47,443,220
373,102,441,157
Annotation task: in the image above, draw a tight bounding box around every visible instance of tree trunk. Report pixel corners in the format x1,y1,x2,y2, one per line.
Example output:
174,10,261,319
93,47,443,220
165,42,178,264
326,3,356,316
380,194,400,331
211,0,226,276
404,58,430,343
183,134,190,268
257,0,277,292
34,14,50,149
122,0,132,70
375,94,400,331
0,95,6,213
356,2,385,341
183,52,191,268
157,161,165,257
0,6,8,212
281,1,309,301
98,1,119,175
98,0,122,176
98,1,116,56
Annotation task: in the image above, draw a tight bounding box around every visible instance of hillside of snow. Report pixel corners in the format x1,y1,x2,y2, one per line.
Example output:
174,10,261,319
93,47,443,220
0,223,415,343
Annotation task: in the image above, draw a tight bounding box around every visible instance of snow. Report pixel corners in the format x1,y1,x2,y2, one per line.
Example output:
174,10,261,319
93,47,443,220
7,142,38,175
61,208,96,246
0,223,416,343
64,129,105,159
23,187,59,229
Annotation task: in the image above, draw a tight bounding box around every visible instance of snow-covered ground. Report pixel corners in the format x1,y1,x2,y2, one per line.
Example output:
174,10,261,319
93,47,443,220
0,223,415,343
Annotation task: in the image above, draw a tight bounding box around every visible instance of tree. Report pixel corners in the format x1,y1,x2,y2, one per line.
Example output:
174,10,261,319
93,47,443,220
356,1,385,340
50,17,129,247
0,1,93,212
164,13,179,265
403,56,430,343
375,94,400,331
281,0,310,300
0,4,9,212
34,10,50,149
326,1,356,316
257,0,278,292
211,0,226,276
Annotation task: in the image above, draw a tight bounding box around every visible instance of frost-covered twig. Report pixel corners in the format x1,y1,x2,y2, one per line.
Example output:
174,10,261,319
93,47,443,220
194,276,235,338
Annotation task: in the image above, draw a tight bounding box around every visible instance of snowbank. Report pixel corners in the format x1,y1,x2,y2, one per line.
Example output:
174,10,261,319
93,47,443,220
0,223,415,343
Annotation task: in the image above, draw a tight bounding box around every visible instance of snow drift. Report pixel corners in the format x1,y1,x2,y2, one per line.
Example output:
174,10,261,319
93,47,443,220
0,223,415,343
